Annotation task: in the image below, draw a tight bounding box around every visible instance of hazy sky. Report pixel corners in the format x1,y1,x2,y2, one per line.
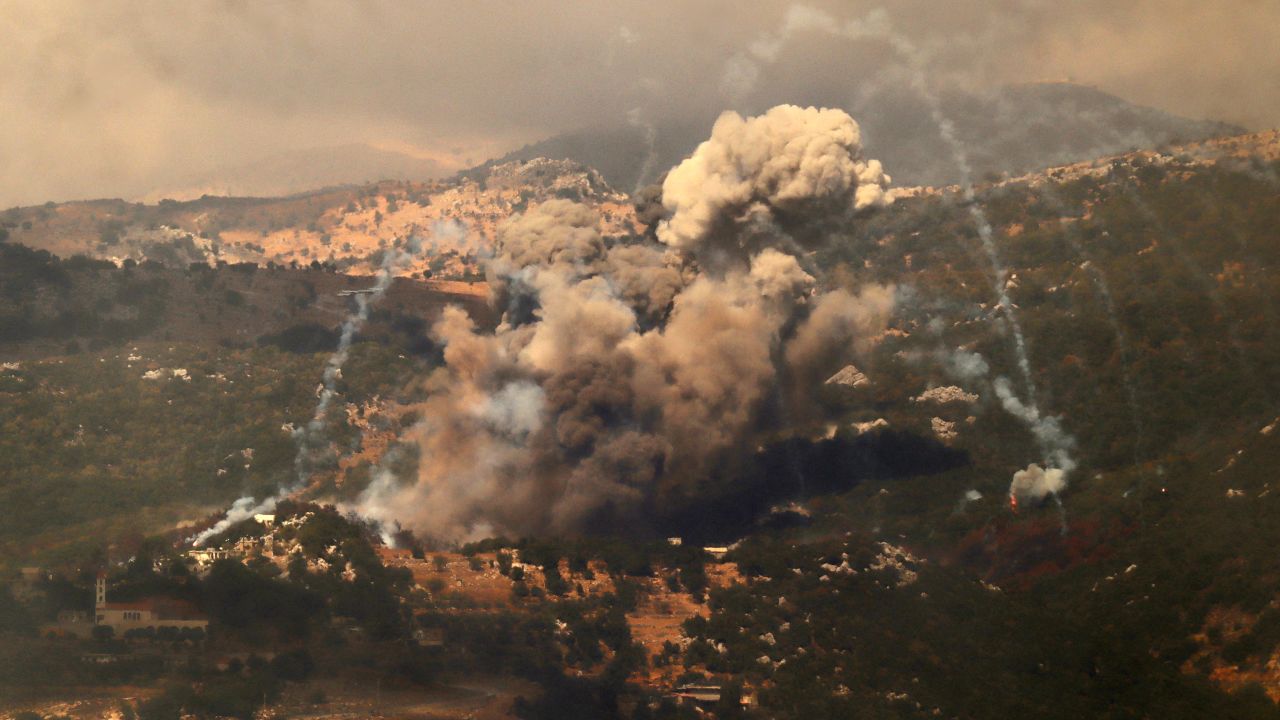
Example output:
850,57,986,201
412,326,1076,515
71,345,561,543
3,0,1276,207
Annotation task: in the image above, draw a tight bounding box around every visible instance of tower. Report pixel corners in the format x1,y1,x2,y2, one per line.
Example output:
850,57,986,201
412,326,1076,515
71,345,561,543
95,572,106,610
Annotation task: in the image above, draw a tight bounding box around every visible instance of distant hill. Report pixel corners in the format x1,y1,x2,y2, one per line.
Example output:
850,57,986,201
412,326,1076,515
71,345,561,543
138,143,452,204
481,82,1245,191
1,159,638,280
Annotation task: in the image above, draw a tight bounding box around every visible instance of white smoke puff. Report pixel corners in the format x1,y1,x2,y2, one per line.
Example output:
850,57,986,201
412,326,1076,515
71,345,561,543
627,107,659,196
749,248,814,300
193,495,275,546
657,105,891,254
993,377,1077,475
475,381,545,440
1010,463,1068,504
946,350,990,381
426,217,473,254
517,272,638,373
364,373,545,542
720,54,761,103
722,5,884,101
748,5,843,63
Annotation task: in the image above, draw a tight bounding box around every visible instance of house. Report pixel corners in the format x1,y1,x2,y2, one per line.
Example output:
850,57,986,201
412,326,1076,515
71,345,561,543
703,546,730,560
253,514,276,526
92,573,208,636
672,684,723,707
670,684,758,709
186,547,234,570
43,575,208,639
57,610,91,624
413,627,445,647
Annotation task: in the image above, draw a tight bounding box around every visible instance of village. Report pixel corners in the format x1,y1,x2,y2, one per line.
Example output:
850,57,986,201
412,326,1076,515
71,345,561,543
5,504,759,717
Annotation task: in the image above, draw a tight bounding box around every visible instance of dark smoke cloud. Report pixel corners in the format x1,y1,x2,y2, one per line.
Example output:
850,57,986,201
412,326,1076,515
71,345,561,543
358,105,895,541
3,1,1274,206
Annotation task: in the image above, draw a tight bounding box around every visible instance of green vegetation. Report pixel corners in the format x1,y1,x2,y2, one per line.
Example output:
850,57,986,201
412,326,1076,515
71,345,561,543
0,342,419,564
2,153,1280,717
825,157,1280,473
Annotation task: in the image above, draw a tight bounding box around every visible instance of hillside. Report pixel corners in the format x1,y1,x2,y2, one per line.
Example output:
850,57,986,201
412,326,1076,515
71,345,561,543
1,158,638,281
137,143,453,204
0,244,492,360
1,134,1280,719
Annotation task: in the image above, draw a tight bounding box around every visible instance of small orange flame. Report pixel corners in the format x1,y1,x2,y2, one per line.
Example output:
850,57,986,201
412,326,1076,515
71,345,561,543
1008,493,1019,514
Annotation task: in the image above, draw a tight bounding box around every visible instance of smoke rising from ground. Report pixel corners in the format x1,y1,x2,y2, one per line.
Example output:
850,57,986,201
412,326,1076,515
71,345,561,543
936,347,1078,507
193,235,422,546
359,105,895,542
1010,463,1067,504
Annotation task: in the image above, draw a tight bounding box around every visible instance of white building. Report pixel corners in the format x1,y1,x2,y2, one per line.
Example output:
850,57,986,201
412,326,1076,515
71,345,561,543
93,573,208,635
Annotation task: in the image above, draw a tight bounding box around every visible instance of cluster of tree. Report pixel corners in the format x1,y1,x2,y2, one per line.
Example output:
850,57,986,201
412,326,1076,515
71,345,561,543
0,339,422,560
135,649,315,720
460,535,712,599
668,534,1280,719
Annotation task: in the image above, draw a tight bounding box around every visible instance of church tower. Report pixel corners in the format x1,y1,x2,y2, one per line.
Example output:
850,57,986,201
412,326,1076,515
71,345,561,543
95,572,106,610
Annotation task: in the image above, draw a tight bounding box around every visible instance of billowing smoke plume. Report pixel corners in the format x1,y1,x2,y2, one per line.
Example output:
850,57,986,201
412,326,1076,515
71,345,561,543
1009,463,1068,505
360,105,895,542
657,105,891,258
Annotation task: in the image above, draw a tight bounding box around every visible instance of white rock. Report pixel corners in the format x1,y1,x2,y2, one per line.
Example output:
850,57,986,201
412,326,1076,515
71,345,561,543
914,386,979,404
825,365,870,388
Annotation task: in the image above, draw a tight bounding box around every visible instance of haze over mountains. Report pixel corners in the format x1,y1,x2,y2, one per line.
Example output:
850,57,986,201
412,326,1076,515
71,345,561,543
488,83,1245,193
78,82,1243,206
137,144,452,204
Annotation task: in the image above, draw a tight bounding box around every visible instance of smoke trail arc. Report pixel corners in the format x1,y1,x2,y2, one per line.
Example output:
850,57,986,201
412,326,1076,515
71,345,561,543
192,238,424,546
724,5,1077,504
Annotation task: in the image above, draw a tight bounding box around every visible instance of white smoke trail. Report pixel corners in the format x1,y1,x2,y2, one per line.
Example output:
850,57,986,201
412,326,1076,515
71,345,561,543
627,107,659,197
1115,181,1259,385
992,377,1077,476
193,236,426,546
727,4,1077,502
1034,183,1148,459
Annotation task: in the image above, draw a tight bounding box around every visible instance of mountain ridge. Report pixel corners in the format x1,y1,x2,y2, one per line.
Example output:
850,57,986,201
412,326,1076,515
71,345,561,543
480,82,1246,192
